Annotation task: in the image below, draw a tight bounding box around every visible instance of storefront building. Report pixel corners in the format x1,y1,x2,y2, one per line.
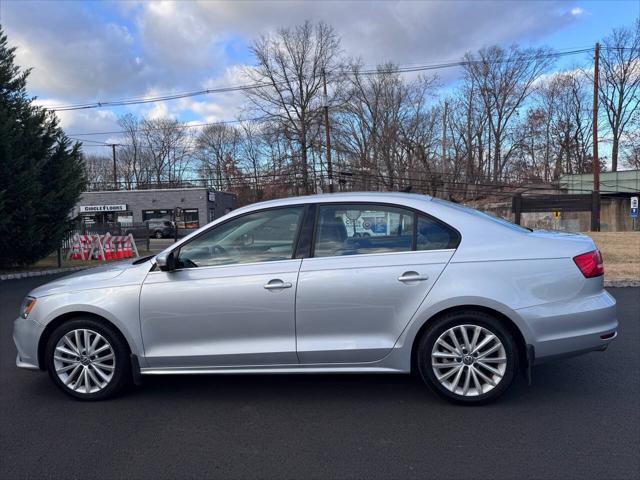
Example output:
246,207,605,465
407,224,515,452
75,188,236,229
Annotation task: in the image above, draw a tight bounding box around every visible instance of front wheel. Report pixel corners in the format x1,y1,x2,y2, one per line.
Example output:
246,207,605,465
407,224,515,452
45,318,130,400
417,311,519,404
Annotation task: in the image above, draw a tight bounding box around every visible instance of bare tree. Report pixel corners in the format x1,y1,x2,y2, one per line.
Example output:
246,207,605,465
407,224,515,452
447,75,489,196
117,114,144,187
464,45,555,182
83,154,112,190
245,21,341,193
197,123,241,191
139,118,192,185
622,129,640,169
76,21,640,205
239,120,266,200
597,20,640,171
334,62,438,192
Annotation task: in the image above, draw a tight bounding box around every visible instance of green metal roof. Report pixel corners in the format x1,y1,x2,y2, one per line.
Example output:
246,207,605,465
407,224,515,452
559,170,640,194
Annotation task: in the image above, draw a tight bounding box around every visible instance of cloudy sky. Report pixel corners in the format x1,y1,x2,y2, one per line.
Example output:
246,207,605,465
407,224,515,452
1,0,637,147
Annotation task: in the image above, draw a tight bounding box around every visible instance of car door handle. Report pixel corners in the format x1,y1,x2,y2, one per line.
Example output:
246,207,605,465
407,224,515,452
398,272,429,282
263,279,293,290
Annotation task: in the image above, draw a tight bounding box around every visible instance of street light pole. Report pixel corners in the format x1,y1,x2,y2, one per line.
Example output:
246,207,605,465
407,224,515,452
592,42,600,231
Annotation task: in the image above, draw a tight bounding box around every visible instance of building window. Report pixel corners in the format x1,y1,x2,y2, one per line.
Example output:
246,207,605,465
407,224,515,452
116,211,133,225
142,209,199,229
81,210,133,225
181,208,199,229
142,209,172,222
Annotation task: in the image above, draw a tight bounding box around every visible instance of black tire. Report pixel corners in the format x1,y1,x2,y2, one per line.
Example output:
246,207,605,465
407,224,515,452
154,230,163,239
417,310,519,404
45,317,131,401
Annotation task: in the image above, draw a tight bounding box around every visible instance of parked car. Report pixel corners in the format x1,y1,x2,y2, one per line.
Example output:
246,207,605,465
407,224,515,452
145,219,174,239
13,192,617,403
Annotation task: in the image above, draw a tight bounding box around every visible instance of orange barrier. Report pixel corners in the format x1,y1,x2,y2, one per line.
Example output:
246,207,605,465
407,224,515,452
67,232,138,262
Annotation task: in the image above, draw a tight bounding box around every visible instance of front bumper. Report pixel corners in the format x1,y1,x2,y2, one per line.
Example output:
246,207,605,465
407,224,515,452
517,289,618,363
13,317,44,370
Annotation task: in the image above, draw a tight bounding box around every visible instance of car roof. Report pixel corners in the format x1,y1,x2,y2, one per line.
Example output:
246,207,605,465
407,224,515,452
233,191,433,213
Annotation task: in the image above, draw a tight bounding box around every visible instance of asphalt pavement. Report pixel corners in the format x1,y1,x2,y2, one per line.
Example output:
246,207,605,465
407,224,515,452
1,276,638,480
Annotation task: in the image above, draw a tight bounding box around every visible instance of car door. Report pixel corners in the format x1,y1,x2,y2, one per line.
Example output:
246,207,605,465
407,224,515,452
295,203,459,364
140,206,306,369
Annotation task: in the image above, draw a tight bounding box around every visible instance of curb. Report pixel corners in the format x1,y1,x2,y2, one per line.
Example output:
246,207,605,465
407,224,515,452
604,280,640,288
0,266,90,281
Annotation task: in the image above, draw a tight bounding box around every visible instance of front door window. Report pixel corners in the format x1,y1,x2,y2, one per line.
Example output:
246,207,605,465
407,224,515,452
177,207,304,268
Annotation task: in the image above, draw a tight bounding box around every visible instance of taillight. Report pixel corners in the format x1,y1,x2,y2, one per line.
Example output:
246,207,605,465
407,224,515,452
573,250,604,278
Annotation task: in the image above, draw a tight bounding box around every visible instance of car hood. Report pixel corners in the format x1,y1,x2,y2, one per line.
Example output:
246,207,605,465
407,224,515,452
29,258,153,298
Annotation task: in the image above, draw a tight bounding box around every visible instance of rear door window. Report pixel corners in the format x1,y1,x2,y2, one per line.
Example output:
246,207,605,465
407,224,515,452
313,204,414,257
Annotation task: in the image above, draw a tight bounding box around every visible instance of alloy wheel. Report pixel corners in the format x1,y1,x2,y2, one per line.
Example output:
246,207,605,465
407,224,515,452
431,324,507,397
53,329,116,394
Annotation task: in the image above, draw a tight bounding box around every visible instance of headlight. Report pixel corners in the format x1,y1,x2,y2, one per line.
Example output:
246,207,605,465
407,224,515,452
19,296,37,319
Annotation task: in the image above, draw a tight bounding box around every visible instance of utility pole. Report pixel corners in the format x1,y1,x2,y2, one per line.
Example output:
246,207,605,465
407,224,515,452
110,144,118,190
592,42,600,231
322,69,334,193
442,100,448,199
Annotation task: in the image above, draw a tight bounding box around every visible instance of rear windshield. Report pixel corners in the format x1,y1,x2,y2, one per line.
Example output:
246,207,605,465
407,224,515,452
431,198,532,233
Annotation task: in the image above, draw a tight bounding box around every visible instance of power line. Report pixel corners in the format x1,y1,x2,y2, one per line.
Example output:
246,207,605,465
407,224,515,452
68,116,268,137
51,47,599,113
50,82,275,112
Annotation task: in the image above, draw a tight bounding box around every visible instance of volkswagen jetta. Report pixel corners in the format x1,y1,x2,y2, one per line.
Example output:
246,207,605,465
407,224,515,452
13,192,618,403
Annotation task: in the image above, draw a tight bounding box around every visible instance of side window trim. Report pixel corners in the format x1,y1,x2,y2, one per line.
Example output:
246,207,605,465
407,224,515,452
412,212,418,251
294,204,317,259
309,204,320,258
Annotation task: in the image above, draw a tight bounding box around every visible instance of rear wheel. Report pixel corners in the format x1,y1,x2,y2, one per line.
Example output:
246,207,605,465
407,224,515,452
154,230,163,239
417,311,518,404
45,318,130,400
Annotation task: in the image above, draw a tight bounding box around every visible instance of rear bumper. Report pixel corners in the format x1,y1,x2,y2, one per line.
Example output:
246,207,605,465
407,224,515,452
517,289,618,364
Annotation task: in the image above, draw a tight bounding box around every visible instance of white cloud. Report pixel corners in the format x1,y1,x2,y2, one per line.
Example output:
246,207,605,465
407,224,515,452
32,98,119,137
3,2,147,100
571,7,585,16
5,0,586,128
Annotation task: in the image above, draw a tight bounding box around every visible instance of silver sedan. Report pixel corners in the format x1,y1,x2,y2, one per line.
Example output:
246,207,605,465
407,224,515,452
13,192,618,403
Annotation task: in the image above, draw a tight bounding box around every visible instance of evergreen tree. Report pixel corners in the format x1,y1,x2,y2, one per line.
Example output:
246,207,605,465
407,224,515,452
0,26,86,267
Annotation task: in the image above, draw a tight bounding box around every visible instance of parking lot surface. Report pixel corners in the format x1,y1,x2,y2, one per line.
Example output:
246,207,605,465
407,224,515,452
1,275,638,479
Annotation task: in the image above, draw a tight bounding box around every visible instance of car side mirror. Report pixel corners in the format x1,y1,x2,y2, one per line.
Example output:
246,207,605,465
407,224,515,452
156,251,176,272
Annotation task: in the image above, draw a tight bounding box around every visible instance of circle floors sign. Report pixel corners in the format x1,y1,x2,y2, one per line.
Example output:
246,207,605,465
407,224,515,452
79,205,127,213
